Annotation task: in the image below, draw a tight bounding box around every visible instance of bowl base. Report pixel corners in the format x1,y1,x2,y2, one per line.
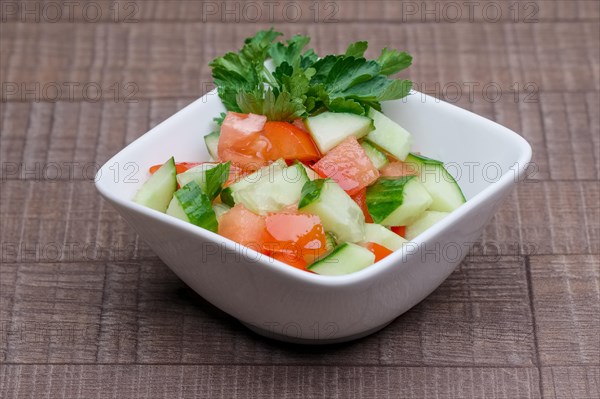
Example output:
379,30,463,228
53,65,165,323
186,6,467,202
239,319,395,345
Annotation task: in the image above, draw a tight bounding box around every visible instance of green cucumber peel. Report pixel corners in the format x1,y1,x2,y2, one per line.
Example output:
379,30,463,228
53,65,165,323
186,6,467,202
407,153,443,165
298,178,329,209
366,176,415,224
220,187,235,207
174,181,218,233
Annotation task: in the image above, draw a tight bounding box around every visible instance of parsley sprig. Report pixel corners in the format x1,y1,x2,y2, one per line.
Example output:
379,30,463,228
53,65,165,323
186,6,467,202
209,29,412,122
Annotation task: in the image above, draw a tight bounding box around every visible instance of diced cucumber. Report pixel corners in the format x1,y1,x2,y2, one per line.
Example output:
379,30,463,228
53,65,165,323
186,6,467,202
366,176,432,226
360,140,389,169
363,223,407,251
166,181,218,232
405,210,449,240
177,162,230,200
133,157,177,212
204,131,220,161
212,203,231,220
298,179,365,243
224,162,309,215
365,108,413,161
308,242,375,276
177,163,217,187
220,159,287,206
405,153,466,212
305,112,373,154
166,196,189,220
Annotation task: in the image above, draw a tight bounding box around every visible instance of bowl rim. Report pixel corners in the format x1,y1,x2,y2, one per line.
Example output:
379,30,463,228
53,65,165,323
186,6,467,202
95,90,532,287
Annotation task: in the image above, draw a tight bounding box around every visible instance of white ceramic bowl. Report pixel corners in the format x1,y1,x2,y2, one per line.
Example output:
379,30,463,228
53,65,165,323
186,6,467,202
95,90,532,344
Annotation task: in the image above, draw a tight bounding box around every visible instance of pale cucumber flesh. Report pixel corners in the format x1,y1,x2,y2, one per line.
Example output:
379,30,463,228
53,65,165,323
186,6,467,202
363,223,407,251
176,163,218,188
305,112,373,154
299,180,365,243
360,140,389,169
204,131,220,161
231,162,309,214
365,108,413,161
166,196,190,222
308,242,375,276
405,153,466,212
133,157,177,212
379,179,433,226
405,211,449,240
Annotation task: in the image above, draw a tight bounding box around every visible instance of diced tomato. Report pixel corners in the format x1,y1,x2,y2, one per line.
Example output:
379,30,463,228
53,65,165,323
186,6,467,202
261,121,320,162
391,226,406,238
380,161,417,177
292,118,309,132
270,251,308,271
363,242,393,263
218,204,268,254
350,188,373,223
312,165,327,178
217,113,320,170
264,212,328,265
149,162,201,175
312,136,380,195
218,112,268,170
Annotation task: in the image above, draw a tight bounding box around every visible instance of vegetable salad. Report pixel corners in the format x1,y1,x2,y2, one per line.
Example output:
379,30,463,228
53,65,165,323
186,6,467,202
133,30,466,275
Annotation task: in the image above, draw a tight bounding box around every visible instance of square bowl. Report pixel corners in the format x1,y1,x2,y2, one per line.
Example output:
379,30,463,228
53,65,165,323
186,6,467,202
95,90,532,344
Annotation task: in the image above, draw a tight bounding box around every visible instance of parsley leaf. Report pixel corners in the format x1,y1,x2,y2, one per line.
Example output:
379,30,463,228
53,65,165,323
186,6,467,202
269,34,314,68
308,55,412,114
213,112,227,127
209,30,413,121
345,41,368,58
203,162,231,200
377,48,413,76
209,28,281,111
237,89,305,121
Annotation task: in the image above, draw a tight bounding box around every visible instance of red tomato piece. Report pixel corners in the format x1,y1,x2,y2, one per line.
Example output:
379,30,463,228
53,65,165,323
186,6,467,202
363,242,393,263
380,161,418,177
218,112,268,170
312,136,380,195
149,162,201,175
264,212,327,264
350,188,373,223
217,113,320,170
218,204,268,254
292,118,309,132
269,251,308,271
261,121,320,162
390,226,406,238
